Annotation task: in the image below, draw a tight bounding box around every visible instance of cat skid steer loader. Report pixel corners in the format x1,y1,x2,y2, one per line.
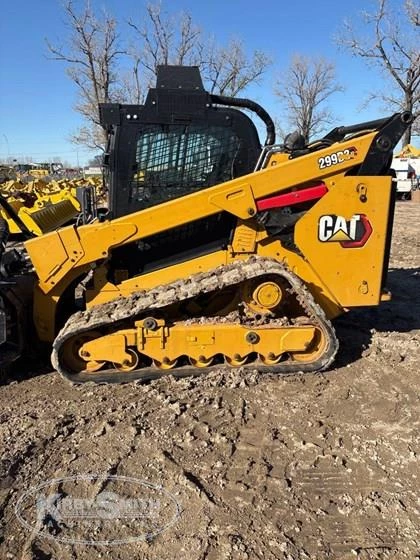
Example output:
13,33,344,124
0,66,413,383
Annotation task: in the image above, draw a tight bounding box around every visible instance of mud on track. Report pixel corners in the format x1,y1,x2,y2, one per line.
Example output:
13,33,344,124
0,202,419,559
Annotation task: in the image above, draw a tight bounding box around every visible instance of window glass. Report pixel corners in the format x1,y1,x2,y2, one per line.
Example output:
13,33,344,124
130,124,241,209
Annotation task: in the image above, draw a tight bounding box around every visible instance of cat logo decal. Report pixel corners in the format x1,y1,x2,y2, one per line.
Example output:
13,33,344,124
318,214,372,248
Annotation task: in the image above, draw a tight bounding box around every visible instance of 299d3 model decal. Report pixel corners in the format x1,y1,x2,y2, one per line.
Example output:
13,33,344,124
318,147,357,169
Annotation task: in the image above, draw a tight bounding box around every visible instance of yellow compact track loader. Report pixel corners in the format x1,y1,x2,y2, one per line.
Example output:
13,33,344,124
0,189,81,236
0,66,413,383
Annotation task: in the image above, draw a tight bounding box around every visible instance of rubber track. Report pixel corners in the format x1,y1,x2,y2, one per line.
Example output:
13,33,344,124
51,256,339,384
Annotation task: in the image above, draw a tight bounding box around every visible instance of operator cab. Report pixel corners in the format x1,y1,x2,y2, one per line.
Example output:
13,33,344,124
100,65,274,219
99,66,275,276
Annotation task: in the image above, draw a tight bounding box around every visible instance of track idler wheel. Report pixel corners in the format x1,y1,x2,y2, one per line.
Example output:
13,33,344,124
289,329,326,363
242,278,285,316
61,331,105,373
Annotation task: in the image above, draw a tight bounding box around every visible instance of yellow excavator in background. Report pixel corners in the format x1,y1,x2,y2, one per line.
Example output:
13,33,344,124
0,66,413,383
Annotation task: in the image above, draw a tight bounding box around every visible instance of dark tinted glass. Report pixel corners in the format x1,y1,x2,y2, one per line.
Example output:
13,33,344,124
129,123,241,209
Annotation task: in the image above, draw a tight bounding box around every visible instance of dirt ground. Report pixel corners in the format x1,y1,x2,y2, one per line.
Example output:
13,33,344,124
0,202,419,560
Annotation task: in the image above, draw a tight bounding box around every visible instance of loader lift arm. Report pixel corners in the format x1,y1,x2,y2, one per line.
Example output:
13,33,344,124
26,111,411,297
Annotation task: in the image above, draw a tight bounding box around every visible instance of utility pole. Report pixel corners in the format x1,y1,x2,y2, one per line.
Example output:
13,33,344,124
2,134,10,162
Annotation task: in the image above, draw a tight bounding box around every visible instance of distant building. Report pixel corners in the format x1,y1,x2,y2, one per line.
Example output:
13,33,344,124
84,166,102,177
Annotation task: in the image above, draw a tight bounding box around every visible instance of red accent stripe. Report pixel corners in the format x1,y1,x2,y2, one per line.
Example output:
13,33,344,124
256,184,328,211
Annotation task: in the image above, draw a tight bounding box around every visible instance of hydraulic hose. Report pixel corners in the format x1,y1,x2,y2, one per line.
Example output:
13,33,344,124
210,94,276,146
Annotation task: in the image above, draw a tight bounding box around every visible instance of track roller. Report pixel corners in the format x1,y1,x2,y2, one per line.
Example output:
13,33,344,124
189,355,214,368
225,354,248,367
153,357,178,370
112,348,139,371
259,352,282,365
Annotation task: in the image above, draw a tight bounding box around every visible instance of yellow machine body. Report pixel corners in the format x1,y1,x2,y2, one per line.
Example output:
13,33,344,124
3,66,410,381
25,129,392,347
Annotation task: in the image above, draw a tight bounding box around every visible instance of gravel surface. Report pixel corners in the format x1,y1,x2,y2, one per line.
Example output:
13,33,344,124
1,202,419,560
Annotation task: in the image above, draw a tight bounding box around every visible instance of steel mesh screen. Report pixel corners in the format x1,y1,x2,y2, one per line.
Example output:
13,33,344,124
130,124,241,209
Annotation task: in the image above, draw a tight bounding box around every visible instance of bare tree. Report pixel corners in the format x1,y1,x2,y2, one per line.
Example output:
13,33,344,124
46,1,124,150
406,0,420,26
201,38,270,97
125,3,202,103
48,1,271,150
87,154,103,167
274,55,343,143
128,4,201,76
127,2,271,100
337,0,420,145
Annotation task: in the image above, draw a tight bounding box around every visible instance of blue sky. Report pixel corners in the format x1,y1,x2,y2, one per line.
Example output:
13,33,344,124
0,0,414,166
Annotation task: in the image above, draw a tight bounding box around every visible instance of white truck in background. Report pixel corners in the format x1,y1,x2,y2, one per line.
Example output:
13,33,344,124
391,156,419,199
